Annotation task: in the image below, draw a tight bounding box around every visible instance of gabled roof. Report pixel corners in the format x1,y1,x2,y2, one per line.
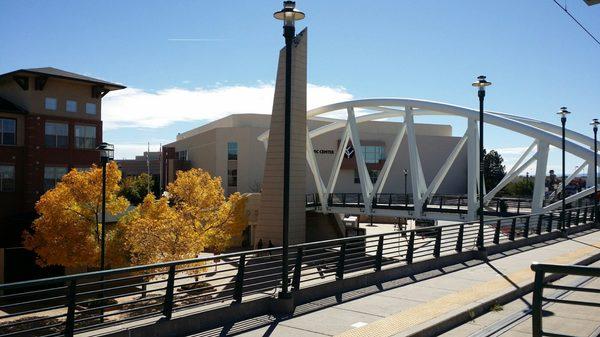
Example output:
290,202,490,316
0,67,126,90
0,96,27,115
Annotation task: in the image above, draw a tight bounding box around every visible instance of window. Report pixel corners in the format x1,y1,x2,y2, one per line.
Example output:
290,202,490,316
0,165,15,192
85,103,96,115
228,169,238,187
0,118,16,145
45,97,57,110
228,142,238,160
177,150,188,160
44,166,67,191
45,122,69,148
361,145,385,164
66,100,77,112
354,169,380,184
75,125,96,149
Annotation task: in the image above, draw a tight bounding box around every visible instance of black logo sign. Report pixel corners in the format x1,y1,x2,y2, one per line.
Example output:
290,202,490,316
344,145,355,159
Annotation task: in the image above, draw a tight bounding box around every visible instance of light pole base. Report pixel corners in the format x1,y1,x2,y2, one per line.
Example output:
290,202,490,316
272,292,295,317
475,246,488,261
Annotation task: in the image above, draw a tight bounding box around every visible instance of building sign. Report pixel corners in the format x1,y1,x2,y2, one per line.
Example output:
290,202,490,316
344,145,355,159
313,149,335,154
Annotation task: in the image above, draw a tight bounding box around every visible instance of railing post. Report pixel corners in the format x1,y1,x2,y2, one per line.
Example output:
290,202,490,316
433,227,442,258
64,279,77,337
455,223,464,252
388,194,392,207
576,209,581,226
406,231,415,264
536,214,543,235
375,235,384,271
493,220,501,244
233,254,246,303
292,247,303,291
439,196,444,210
517,199,521,214
163,265,176,319
405,193,409,208
336,242,347,280
457,196,462,211
547,212,553,232
583,207,588,224
567,210,572,228
496,200,500,213
524,216,530,238
509,218,516,241
531,266,544,337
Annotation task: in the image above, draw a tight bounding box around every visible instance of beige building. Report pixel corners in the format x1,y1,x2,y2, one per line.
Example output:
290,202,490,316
163,113,467,199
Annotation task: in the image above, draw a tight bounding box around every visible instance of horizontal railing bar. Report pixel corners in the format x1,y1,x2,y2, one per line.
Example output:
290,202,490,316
544,284,600,293
0,321,65,337
0,303,67,319
542,297,600,307
77,294,166,314
532,263,600,277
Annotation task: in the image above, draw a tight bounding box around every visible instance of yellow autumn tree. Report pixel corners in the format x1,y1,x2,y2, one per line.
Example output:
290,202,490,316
23,162,130,268
119,194,203,265
120,168,248,266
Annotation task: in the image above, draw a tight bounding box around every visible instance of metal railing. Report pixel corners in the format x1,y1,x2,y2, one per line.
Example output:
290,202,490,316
0,205,596,337
531,263,600,337
306,193,588,216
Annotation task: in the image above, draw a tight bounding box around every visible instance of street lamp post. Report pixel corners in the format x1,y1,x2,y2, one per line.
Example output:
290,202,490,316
274,1,304,298
96,142,114,271
557,107,570,231
591,119,599,225
472,76,492,249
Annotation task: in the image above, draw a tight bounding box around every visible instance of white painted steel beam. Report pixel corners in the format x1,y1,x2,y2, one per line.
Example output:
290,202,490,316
306,127,327,211
405,107,426,217
373,124,406,195
467,119,479,220
347,107,373,213
549,162,588,199
531,142,549,213
484,154,538,204
422,130,468,202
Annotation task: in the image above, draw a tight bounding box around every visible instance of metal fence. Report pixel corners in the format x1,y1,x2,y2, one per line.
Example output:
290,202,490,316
306,193,572,216
531,263,600,337
0,205,596,337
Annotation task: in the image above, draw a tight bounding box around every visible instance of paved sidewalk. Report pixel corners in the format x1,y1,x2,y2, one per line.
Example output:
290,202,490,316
204,230,600,337
441,260,600,337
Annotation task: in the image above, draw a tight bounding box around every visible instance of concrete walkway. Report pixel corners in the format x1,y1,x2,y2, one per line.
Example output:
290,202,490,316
198,229,600,337
441,260,600,337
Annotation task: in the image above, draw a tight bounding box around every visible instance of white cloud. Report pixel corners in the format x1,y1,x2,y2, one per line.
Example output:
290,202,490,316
102,83,353,130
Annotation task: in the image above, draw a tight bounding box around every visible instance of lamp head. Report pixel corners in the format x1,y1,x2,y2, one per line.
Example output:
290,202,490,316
96,142,114,162
591,118,600,127
274,1,305,27
472,75,492,91
557,107,571,117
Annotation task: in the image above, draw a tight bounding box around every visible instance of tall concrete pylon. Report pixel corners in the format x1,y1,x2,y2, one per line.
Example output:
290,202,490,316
256,28,307,245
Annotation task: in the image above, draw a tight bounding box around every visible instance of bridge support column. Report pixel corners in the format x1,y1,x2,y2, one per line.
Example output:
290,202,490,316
467,118,479,221
532,142,549,213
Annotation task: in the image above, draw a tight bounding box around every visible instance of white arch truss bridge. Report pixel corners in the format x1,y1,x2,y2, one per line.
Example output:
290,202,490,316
259,98,598,221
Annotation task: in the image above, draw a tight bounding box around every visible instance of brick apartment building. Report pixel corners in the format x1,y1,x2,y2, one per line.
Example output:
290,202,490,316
0,67,124,282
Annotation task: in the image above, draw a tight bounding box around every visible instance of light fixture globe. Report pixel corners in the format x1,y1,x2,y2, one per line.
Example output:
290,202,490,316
557,107,571,117
591,118,600,127
274,1,305,27
472,75,492,89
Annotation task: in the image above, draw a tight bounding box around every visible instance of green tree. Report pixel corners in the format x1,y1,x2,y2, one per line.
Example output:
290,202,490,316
504,177,534,197
484,149,506,191
119,173,155,205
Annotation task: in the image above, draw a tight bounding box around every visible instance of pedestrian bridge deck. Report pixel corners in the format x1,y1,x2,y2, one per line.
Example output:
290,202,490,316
207,229,600,337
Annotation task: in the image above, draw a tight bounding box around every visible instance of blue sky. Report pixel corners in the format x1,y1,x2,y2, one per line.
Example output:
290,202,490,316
1,0,599,173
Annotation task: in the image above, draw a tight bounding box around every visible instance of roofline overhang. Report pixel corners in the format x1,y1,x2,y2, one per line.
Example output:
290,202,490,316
0,69,126,91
